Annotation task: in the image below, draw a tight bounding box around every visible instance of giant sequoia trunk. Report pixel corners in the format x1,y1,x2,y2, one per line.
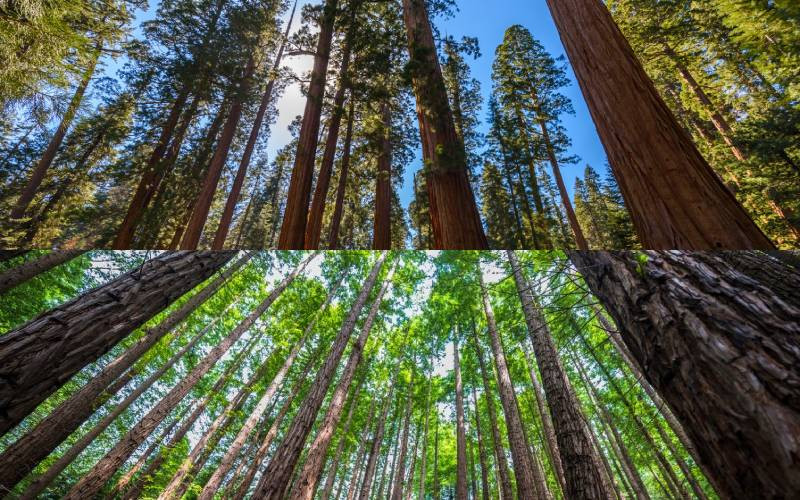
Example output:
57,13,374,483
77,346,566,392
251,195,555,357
328,100,355,249
0,250,86,294
568,251,800,498
401,0,487,249
253,253,386,498
63,256,309,498
11,47,100,220
507,251,609,499
0,251,233,435
373,102,393,250
277,0,339,248
544,0,773,249
0,254,246,491
454,335,469,500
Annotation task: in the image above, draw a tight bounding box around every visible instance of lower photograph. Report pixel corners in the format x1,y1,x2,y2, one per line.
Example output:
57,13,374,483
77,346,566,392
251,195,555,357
0,250,796,499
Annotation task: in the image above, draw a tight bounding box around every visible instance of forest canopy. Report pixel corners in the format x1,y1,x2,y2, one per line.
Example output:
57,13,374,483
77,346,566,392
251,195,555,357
0,250,797,498
0,0,797,249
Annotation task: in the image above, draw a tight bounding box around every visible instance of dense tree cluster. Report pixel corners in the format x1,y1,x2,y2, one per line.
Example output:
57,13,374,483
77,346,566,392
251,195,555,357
0,250,797,497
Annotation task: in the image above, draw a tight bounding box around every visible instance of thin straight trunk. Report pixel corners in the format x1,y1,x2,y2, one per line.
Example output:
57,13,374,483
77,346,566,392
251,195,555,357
454,334,469,500
478,269,539,499
322,380,366,500
401,0,487,249
381,419,401,500
0,254,246,490
402,420,422,500
528,440,554,500
0,250,85,294
471,332,514,500
417,372,432,500
305,8,357,250
345,401,378,500
507,251,609,499
212,1,298,249
472,388,491,500
514,108,547,217
278,0,339,248
358,383,396,500
468,419,479,499
579,403,622,500
544,0,773,249
181,53,257,249
0,252,233,440
200,273,344,499
63,256,310,498
328,99,355,248
432,417,440,500
391,379,414,500
291,264,395,499
253,253,387,498
372,102,392,249
569,251,800,498
12,47,100,219
19,312,216,499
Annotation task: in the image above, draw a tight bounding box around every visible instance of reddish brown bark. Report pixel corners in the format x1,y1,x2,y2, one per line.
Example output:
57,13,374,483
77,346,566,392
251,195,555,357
63,256,309,498
390,380,414,500
328,100,355,248
401,0,487,249
344,399,378,500
545,0,773,249
471,388,491,500
0,251,233,438
454,334,469,500
253,253,387,498
373,102,392,249
277,0,339,248
0,250,85,294
357,382,396,500
319,379,365,500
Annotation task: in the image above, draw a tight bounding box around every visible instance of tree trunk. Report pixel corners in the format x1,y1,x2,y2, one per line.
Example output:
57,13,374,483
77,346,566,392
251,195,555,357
373,102,392,249
569,250,800,498
454,334,469,499
471,331,514,500
200,273,343,499
390,382,414,500
402,419,421,500
478,269,539,499
319,378,365,500
432,416,440,500
63,255,309,499
358,383,396,500
344,400,378,500
380,415,402,500
180,54,256,249
544,0,773,249
253,253,387,498
0,250,85,294
328,99,355,249
12,47,100,219
277,0,339,248
0,254,246,491
212,1,298,249
401,0,487,249
417,372,432,500
0,251,233,437
291,264,395,499
471,388,491,500
507,250,609,499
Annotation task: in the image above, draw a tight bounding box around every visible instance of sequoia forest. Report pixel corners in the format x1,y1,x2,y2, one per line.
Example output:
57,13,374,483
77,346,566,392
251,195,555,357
1,0,798,249
0,250,797,498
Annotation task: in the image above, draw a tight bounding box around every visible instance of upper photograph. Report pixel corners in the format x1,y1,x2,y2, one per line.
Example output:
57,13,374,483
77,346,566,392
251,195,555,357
1,0,798,250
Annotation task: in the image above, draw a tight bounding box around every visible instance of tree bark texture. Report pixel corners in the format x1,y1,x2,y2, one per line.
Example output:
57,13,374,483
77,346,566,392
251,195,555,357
454,335,469,500
568,251,800,498
358,383,395,500
373,102,392,250
472,388,491,500
0,250,86,295
390,381,414,500
544,0,773,249
328,99,355,249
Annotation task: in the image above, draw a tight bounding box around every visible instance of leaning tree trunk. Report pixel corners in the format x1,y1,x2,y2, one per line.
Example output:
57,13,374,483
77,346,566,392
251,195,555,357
0,250,86,294
0,251,233,436
328,100,355,249
544,0,773,249
373,102,392,250
319,378,364,500
478,269,540,499
454,334,469,500
278,0,339,249
508,250,609,499
63,256,309,499
568,251,800,498
252,253,387,498
11,46,100,219
212,1,298,249
401,0,487,249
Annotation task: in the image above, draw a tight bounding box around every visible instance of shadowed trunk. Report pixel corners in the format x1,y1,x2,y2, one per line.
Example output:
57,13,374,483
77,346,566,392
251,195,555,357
328,100,355,248
373,102,392,249
454,334,469,499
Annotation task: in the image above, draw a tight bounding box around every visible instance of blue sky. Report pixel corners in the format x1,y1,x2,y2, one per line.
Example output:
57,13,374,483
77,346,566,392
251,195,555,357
105,0,609,219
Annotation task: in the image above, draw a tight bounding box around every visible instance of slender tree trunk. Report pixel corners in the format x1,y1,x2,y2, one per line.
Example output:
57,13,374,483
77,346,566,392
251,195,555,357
432,416,440,500
507,251,609,499
391,378,414,500
63,256,309,498
478,269,539,499
345,400,378,500
0,250,85,294
381,417,401,500
417,372,432,500
358,383,396,500
12,47,100,219
544,0,773,249
212,1,298,249
328,99,355,249
454,334,469,500
373,102,392,249
253,253,387,498
320,379,365,500
467,413,479,499
401,0,487,249
402,420,422,500
0,252,233,438
472,388,491,500
570,250,800,498
200,274,343,499
278,0,339,248
471,332,514,500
